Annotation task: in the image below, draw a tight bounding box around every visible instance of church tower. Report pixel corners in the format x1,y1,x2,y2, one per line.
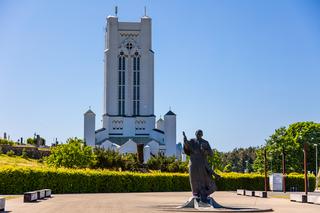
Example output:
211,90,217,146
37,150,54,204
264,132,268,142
84,12,177,157
102,15,155,137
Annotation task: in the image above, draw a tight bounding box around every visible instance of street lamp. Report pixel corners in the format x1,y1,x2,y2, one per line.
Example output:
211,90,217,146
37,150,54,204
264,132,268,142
282,146,286,193
314,144,318,190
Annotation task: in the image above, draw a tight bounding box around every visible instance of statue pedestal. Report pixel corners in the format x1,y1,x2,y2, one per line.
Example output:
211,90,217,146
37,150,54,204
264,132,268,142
180,196,223,208
178,196,272,212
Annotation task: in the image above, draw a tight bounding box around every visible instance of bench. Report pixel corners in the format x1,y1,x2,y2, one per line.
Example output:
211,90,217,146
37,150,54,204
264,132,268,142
44,189,52,198
244,190,255,196
37,189,46,199
307,195,320,204
236,189,245,195
24,191,38,202
254,191,267,198
0,197,5,211
290,193,308,203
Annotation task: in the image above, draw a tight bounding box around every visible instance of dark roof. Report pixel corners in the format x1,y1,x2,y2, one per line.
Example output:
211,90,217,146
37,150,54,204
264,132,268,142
84,109,95,115
165,110,176,116
157,118,164,122
153,128,164,134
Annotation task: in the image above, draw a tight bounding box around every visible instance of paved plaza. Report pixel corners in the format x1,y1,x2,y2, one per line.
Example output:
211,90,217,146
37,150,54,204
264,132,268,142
2,191,320,213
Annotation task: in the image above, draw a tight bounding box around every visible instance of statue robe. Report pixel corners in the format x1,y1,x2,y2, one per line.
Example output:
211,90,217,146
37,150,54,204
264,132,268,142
183,138,217,200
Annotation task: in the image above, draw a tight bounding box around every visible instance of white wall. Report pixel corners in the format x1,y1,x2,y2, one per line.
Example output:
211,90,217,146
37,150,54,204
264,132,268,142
164,113,176,156
118,139,137,154
84,111,95,146
100,140,120,151
156,118,164,131
147,140,160,155
143,145,151,163
95,128,108,144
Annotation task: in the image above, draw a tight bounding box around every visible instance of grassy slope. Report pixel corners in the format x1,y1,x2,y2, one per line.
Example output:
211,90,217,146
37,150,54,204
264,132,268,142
0,154,45,168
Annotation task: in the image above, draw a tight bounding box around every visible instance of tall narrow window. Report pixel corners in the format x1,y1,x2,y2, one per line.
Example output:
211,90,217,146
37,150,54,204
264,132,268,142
133,52,140,116
118,52,125,116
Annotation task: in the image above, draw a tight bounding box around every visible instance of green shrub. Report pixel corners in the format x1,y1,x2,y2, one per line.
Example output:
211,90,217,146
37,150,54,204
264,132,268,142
0,166,190,194
6,150,15,157
21,148,28,159
46,138,95,168
121,153,140,171
216,172,316,192
147,155,187,172
286,174,316,192
0,167,315,194
92,147,123,169
0,139,15,146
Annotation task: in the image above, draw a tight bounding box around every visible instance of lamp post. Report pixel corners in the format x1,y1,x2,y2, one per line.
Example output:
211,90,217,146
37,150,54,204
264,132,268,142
282,146,286,193
314,144,318,190
303,142,308,195
264,148,268,192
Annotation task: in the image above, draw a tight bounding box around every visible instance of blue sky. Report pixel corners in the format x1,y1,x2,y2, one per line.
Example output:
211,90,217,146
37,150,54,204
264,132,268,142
0,0,320,151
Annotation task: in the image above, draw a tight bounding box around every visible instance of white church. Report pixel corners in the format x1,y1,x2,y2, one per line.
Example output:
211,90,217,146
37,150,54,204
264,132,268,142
83,13,177,160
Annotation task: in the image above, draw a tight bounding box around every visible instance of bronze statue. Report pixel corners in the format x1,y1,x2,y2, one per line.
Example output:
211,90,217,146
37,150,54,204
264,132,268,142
179,130,272,211
183,130,220,204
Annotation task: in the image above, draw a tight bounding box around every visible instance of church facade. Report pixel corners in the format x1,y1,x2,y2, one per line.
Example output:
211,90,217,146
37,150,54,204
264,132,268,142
84,14,177,159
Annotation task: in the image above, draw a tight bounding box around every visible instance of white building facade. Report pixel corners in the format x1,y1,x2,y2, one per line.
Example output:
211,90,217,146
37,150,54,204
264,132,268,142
84,14,177,159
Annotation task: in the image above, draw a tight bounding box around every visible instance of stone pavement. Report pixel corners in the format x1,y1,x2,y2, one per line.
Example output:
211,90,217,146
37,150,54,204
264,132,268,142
3,191,320,213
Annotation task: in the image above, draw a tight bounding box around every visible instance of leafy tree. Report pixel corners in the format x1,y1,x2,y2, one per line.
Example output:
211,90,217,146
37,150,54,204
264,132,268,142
147,155,188,172
220,147,257,173
254,122,320,174
121,153,140,171
92,147,123,169
207,148,223,171
27,138,36,145
27,137,46,146
47,138,95,168
0,138,15,146
223,163,232,172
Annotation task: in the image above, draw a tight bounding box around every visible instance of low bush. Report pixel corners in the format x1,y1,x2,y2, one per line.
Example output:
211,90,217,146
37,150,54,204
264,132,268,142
0,167,315,194
147,155,188,173
6,150,15,157
0,139,15,146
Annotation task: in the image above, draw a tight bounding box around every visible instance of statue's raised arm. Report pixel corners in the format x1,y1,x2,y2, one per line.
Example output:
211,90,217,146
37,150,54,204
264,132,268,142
183,131,191,155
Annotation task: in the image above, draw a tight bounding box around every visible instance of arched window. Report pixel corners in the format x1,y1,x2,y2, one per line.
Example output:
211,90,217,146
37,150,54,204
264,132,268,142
133,52,140,116
118,52,125,116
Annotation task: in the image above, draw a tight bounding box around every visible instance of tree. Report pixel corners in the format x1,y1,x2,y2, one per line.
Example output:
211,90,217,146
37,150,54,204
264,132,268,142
220,147,257,173
47,138,95,168
27,137,45,146
207,148,223,171
27,138,36,145
254,122,320,173
92,147,123,169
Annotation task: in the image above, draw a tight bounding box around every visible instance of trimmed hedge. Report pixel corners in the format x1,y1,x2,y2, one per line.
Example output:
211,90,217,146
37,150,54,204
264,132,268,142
0,166,190,194
0,167,315,194
216,173,316,192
